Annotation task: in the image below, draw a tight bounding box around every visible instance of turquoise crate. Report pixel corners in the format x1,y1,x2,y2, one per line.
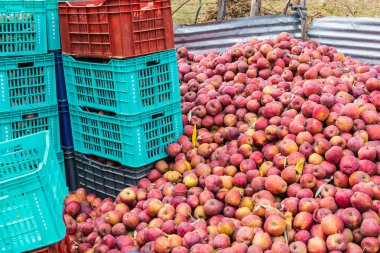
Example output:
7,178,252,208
70,102,183,167
57,149,64,180
0,105,61,151
0,131,68,253
46,2,60,51
63,50,180,115
0,0,60,56
0,54,57,113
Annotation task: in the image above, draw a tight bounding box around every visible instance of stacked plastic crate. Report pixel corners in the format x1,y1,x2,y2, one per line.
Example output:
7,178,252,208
58,0,183,198
53,50,77,191
0,132,69,253
0,1,65,173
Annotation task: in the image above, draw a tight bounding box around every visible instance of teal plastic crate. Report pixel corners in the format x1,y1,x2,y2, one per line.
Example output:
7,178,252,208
0,54,57,113
0,131,68,253
0,0,60,56
57,149,64,180
45,1,60,51
63,50,180,115
0,105,61,152
70,102,183,167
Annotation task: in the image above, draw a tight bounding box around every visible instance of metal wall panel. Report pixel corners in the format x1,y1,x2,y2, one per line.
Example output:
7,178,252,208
309,17,380,65
174,14,302,54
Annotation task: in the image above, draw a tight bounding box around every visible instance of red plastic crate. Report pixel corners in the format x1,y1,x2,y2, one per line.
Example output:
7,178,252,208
24,231,71,253
58,0,175,59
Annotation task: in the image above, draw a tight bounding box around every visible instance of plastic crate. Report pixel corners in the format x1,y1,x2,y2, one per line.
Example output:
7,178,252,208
0,54,57,113
0,131,68,253
58,0,174,59
75,152,153,199
63,148,78,191
0,105,61,152
70,102,182,167
54,51,68,101
62,50,180,115
57,149,64,180
0,0,60,56
24,231,71,253
58,100,73,149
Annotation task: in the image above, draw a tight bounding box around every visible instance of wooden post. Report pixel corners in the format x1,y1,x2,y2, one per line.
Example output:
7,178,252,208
250,0,262,16
300,0,308,41
217,0,227,21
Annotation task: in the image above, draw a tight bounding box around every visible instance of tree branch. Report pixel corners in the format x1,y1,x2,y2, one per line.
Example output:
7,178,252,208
172,0,192,15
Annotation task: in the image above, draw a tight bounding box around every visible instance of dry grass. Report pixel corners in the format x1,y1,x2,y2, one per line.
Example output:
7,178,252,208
171,0,218,24
172,0,380,25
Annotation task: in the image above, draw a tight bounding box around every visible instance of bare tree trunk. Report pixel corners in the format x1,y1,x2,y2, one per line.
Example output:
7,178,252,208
194,0,203,24
217,0,227,21
250,0,262,16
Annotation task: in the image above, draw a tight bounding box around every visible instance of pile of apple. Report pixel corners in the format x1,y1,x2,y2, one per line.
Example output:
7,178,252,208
64,32,380,253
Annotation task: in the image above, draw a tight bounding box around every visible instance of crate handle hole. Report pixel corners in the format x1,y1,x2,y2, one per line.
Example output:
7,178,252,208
152,113,164,119
140,2,155,10
147,60,160,66
18,62,34,68
22,113,38,119
73,57,110,64
81,107,116,117
66,0,105,8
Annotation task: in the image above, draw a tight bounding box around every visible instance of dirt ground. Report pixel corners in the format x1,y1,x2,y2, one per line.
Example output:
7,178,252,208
172,0,380,25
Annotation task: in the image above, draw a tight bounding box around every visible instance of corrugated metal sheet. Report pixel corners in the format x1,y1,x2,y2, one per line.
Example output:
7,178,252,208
309,17,380,65
174,14,302,54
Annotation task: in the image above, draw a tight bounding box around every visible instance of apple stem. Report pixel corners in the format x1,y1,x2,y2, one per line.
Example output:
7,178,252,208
283,156,288,168
280,200,285,211
284,230,289,246
324,175,334,183
188,212,196,221
314,183,326,198
190,218,201,225
312,207,321,222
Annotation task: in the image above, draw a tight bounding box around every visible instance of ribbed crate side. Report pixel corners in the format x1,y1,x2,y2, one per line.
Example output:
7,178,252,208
59,100,73,149
64,148,78,191
0,105,61,151
0,0,58,56
0,54,57,113
70,102,182,167
75,152,152,199
0,132,67,253
62,50,180,115
55,52,68,101
58,0,174,59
